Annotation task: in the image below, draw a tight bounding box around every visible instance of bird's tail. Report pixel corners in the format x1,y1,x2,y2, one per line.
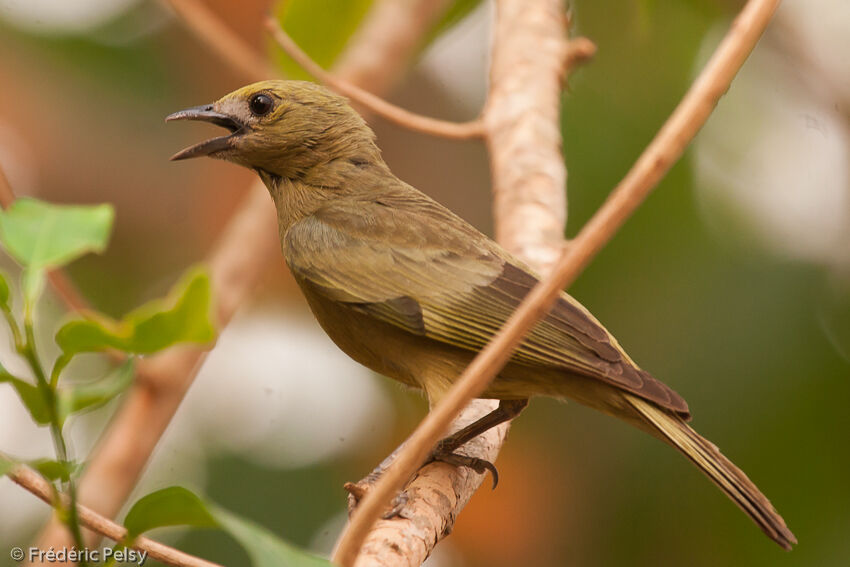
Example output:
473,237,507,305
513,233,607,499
624,394,796,550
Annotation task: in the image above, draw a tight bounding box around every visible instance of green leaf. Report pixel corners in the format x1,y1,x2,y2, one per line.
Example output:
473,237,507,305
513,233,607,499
0,367,50,425
0,198,113,270
212,506,331,567
28,459,81,483
123,487,332,567
271,0,373,80
54,268,215,360
56,360,134,425
123,486,218,543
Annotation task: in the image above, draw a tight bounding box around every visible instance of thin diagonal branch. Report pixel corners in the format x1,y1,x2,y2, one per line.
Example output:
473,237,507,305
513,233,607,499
265,19,485,140
11,466,222,567
331,0,780,564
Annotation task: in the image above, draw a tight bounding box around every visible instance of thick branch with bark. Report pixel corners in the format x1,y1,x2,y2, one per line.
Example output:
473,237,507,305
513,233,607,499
485,0,571,274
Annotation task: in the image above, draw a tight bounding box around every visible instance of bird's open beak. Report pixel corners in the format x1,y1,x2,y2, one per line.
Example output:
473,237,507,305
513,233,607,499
166,104,246,161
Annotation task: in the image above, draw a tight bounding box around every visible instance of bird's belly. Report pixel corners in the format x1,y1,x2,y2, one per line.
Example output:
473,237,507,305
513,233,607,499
294,278,608,406
297,282,472,392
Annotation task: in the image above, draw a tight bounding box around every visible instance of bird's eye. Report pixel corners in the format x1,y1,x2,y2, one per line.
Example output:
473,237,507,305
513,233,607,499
249,93,273,116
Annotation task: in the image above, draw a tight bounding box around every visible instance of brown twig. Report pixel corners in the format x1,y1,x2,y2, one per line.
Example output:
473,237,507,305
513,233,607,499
265,19,485,140
331,0,780,563
563,37,598,75
11,466,222,567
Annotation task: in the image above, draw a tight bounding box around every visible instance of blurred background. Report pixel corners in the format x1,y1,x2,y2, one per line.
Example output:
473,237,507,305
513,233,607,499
0,0,848,565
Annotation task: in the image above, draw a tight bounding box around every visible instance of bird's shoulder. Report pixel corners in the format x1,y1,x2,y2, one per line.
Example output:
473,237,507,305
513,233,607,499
290,185,492,254
283,185,505,304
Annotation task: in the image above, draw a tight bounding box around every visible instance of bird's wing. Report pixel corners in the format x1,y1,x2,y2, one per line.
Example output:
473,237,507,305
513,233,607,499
284,196,687,414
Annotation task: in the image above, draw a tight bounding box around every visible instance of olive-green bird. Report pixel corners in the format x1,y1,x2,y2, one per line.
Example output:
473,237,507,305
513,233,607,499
167,80,795,549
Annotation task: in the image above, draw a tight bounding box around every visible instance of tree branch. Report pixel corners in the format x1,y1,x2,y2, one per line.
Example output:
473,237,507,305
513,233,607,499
485,0,577,274
331,0,780,564
10,466,222,567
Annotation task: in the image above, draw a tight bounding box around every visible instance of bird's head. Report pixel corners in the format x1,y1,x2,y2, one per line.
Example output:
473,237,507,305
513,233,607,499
167,80,381,181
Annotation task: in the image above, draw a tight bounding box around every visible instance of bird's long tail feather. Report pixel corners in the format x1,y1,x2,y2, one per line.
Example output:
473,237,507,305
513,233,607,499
625,394,796,550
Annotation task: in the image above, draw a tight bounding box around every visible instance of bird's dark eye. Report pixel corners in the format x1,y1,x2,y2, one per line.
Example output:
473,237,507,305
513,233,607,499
249,93,273,116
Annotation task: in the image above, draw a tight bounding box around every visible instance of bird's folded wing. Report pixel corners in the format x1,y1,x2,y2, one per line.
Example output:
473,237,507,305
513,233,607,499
284,198,687,414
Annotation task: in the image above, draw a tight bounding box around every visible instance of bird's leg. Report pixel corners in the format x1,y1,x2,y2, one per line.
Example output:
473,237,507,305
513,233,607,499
428,398,528,489
344,399,528,517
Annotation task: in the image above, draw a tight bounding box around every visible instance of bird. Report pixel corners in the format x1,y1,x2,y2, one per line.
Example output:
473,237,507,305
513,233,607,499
167,79,795,549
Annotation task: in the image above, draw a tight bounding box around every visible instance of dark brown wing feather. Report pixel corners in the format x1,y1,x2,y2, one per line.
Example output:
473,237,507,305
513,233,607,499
478,263,689,415
284,190,689,416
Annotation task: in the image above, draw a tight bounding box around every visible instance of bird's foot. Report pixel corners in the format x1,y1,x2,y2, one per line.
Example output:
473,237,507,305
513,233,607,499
343,428,502,520
427,445,499,489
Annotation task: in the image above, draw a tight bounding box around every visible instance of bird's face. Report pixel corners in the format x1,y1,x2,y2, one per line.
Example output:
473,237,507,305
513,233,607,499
167,80,376,180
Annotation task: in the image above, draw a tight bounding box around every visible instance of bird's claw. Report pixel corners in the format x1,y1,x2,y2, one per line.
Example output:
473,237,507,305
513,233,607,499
428,450,500,489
